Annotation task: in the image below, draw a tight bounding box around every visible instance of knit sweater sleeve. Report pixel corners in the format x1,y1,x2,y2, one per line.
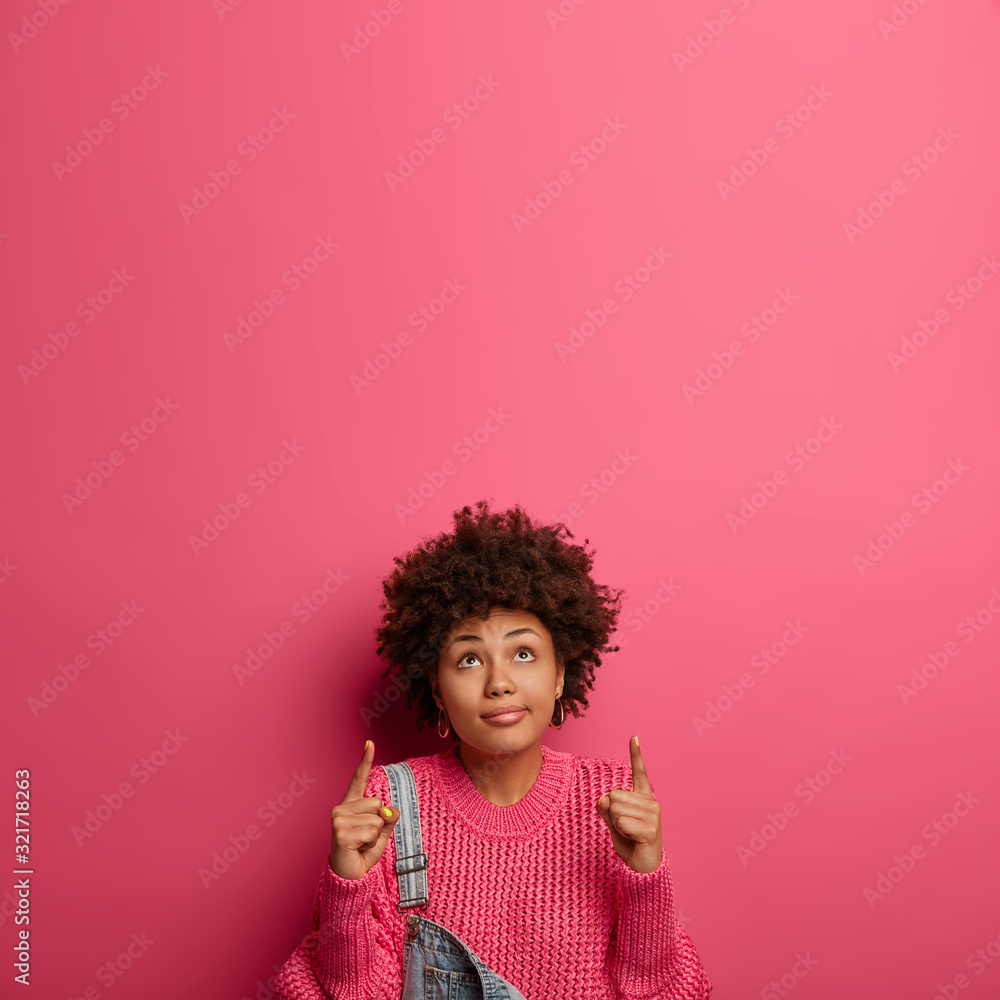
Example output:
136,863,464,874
608,764,713,1000
274,765,403,1000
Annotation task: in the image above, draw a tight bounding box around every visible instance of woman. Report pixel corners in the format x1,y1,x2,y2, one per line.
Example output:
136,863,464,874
275,500,712,999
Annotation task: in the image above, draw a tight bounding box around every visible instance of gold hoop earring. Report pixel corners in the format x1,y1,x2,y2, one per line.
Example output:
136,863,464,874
550,697,565,729
437,706,450,739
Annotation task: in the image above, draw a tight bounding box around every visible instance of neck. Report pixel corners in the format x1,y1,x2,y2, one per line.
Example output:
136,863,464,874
457,741,544,806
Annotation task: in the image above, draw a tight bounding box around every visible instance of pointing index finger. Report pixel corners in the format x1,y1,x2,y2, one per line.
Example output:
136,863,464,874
342,739,374,803
629,734,652,795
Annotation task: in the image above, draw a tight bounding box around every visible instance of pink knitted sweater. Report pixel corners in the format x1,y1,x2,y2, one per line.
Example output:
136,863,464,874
274,742,712,1000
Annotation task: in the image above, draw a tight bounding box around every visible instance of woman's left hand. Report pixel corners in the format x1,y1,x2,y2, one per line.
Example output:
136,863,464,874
596,735,663,873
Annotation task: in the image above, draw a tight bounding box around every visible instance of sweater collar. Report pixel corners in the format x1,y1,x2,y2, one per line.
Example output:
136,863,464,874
432,741,573,839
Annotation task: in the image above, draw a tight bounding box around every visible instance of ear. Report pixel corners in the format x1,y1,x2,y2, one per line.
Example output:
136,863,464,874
555,659,565,700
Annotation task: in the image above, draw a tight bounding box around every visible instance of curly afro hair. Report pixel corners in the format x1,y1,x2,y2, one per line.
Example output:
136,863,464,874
374,499,624,741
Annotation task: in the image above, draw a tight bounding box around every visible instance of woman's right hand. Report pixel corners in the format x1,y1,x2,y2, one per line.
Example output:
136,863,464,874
329,740,399,880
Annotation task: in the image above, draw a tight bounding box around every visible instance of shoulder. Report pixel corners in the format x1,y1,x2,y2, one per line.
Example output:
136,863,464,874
366,750,444,797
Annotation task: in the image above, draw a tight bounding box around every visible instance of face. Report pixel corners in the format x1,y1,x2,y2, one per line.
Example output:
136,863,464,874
431,606,565,755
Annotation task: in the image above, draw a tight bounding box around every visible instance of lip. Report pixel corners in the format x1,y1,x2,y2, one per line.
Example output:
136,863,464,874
481,706,527,723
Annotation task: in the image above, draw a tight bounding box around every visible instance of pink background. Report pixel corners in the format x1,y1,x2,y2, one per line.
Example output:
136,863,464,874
3,1,1000,997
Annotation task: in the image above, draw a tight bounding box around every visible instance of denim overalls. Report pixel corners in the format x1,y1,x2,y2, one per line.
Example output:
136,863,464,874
383,762,529,1000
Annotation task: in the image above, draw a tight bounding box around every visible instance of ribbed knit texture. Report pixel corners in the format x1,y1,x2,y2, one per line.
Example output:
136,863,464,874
274,742,712,1000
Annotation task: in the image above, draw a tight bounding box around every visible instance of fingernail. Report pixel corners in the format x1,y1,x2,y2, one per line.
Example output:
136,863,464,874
365,740,371,751
383,807,392,818
633,735,639,747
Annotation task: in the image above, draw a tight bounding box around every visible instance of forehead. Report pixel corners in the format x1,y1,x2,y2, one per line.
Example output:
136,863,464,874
444,606,548,639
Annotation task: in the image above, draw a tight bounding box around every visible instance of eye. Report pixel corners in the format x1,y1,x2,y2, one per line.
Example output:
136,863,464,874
456,646,537,668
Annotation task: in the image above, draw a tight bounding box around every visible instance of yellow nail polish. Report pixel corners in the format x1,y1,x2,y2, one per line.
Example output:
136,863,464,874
633,735,639,747
383,807,392,818
365,740,371,751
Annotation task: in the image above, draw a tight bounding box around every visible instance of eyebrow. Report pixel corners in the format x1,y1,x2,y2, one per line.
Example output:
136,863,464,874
446,627,542,649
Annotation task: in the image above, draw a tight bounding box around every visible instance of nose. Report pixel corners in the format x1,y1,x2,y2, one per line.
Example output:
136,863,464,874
485,660,515,696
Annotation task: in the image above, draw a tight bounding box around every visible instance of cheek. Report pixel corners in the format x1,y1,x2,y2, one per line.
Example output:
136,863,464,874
531,672,558,698
442,674,476,705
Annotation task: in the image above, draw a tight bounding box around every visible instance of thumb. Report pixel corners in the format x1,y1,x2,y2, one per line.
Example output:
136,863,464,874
596,794,613,829
378,803,401,840
365,802,401,869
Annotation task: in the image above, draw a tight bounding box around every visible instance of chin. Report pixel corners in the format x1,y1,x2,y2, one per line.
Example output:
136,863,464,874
476,725,538,747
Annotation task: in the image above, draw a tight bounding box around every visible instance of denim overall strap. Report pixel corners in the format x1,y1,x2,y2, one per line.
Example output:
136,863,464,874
384,761,529,1000
382,762,429,910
